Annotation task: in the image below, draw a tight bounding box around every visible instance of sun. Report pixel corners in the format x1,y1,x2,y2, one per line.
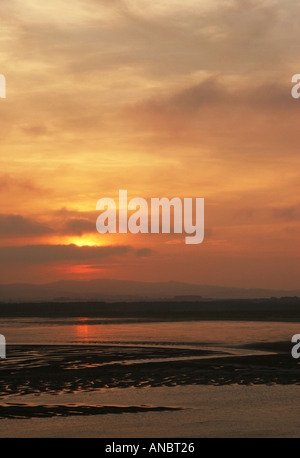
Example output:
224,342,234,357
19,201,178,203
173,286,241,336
65,235,104,247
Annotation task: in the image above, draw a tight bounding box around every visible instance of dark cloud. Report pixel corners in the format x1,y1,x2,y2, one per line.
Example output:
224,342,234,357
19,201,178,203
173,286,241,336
54,210,98,236
123,77,300,159
63,218,96,235
132,78,296,115
0,244,154,264
208,200,300,228
271,205,300,222
0,214,53,237
135,248,153,257
0,212,97,238
0,244,132,264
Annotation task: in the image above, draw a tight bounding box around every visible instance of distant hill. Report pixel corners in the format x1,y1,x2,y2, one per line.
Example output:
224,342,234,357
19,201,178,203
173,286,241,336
0,279,299,303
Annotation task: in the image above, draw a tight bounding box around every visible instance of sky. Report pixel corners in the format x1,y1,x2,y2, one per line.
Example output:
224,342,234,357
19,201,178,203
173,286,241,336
0,0,299,289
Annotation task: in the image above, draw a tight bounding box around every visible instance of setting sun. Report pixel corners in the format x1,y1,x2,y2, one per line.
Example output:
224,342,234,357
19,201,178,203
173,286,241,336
64,236,105,247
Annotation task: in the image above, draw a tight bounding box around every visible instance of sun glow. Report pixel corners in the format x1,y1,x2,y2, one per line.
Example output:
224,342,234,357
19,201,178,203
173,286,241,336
64,235,105,247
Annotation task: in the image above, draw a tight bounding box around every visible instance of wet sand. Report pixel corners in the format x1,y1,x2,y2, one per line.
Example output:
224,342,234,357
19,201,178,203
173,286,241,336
0,385,299,438
0,299,299,438
0,341,299,437
0,343,299,415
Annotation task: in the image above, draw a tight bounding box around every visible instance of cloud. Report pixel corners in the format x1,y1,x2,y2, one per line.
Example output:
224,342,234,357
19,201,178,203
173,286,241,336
21,125,51,137
0,244,131,264
0,175,49,194
0,211,97,238
66,0,300,77
3,0,299,81
135,248,153,257
0,214,53,237
1,0,299,164
62,218,96,235
271,205,300,222
130,78,296,115
0,244,154,264
123,77,300,159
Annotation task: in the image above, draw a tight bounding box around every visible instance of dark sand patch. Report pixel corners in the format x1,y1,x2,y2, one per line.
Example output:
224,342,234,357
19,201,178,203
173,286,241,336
0,344,299,400
0,403,182,419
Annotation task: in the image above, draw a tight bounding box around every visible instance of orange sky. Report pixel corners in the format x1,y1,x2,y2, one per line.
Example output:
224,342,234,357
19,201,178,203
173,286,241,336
0,0,299,289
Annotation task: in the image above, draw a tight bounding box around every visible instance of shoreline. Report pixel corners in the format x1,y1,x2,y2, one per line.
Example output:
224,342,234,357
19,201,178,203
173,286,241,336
0,298,299,322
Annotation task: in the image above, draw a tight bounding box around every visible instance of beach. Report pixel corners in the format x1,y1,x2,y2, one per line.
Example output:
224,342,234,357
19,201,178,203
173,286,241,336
0,316,299,437
0,385,299,438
